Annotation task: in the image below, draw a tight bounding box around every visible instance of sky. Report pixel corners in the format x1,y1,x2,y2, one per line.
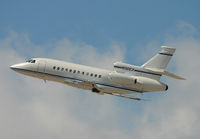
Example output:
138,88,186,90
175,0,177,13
0,0,200,139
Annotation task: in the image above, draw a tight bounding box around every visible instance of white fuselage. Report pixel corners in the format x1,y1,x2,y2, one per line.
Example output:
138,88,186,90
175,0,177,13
10,58,168,95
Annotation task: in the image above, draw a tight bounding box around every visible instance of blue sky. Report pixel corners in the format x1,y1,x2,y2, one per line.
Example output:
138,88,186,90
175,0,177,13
0,0,200,139
1,0,199,56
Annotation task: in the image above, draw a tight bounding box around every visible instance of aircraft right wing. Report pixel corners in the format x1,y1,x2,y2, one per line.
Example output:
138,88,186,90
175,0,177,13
105,93,150,101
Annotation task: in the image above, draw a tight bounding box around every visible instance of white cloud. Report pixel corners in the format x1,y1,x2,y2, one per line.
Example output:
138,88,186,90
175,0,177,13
0,31,127,139
176,20,197,36
0,21,200,139
131,22,200,139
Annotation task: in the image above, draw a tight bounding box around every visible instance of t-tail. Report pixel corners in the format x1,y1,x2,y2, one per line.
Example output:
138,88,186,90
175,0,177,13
141,46,185,80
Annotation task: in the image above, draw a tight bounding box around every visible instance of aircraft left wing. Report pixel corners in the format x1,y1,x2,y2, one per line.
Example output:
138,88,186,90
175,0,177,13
64,78,104,94
64,78,148,100
64,78,83,84
64,78,97,87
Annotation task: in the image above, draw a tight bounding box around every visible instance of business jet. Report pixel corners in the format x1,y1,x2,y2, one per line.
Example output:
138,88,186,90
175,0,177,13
10,46,185,100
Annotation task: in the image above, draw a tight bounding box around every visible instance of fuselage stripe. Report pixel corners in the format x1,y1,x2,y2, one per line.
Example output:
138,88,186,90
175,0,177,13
114,66,162,76
159,53,173,56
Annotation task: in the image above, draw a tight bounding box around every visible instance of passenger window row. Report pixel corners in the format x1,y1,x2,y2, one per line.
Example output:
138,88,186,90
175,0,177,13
53,66,102,78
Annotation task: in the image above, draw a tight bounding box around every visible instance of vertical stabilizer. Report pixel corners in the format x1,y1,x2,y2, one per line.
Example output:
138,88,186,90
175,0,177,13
142,46,175,70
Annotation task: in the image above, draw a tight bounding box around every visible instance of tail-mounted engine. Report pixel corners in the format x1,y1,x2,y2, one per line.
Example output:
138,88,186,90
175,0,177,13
108,72,137,86
108,72,168,92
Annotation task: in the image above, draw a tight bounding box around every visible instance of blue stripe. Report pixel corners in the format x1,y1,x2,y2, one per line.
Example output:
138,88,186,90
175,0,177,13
114,66,161,76
11,67,142,93
134,69,161,76
159,53,173,56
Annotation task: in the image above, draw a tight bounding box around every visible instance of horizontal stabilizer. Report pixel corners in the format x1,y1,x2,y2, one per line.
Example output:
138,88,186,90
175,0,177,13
163,71,186,80
145,67,185,80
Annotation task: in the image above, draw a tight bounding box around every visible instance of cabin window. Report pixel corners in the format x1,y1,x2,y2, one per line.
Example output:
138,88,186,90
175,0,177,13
94,74,97,77
53,66,56,70
86,72,89,76
69,69,72,72
78,71,80,74
65,68,68,72
73,70,76,73
57,67,60,70
98,75,102,78
61,68,64,71
82,72,84,75
90,73,93,77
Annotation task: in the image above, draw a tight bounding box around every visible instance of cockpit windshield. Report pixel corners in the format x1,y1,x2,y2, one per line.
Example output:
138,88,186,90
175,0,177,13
26,59,36,63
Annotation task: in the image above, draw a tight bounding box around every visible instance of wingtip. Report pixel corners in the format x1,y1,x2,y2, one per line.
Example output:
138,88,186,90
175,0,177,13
141,98,151,101
177,76,186,80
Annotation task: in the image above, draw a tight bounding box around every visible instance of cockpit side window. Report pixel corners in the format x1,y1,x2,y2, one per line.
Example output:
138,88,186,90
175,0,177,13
26,59,32,63
31,60,36,63
26,59,36,63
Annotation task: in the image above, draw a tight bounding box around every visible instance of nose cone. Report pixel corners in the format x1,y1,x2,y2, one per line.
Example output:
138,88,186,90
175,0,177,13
10,62,37,77
10,64,19,70
10,63,26,71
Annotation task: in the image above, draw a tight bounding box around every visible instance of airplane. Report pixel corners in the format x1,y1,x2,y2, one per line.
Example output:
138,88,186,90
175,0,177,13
10,46,185,101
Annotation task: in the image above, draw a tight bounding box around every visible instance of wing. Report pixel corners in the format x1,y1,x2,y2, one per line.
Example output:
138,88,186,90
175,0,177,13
64,78,83,84
64,78,96,86
64,78,104,94
64,78,148,100
106,93,150,101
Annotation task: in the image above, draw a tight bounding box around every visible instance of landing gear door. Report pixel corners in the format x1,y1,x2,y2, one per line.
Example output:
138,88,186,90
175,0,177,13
38,60,46,73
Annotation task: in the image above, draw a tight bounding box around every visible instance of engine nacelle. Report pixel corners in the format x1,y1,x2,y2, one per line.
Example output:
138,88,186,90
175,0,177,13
136,77,168,92
108,72,137,85
109,72,168,92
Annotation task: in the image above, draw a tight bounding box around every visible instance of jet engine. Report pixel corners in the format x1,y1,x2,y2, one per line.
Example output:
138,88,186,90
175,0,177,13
135,76,168,92
108,72,137,85
108,72,168,92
